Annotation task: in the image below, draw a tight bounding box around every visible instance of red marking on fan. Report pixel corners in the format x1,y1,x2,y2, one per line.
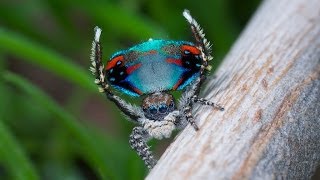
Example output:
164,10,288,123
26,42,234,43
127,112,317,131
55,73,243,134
181,45,201,55
126,63,142,74
144,50,157,55
106,55,124,70
173,78,184,90
132,86,143,95
166,58,183,66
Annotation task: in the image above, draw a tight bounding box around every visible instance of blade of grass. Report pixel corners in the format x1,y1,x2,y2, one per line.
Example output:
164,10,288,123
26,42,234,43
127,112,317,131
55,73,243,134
0,4,53,47
0,28,96,92
0,3,81,52
2,72,125,179
208,0,238,54
0,121,39,180
67,0,166,40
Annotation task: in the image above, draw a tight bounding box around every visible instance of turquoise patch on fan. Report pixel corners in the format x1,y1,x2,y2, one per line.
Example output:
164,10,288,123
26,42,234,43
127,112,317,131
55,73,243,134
113,85,141,97
177,72,200,90
128,40,193,53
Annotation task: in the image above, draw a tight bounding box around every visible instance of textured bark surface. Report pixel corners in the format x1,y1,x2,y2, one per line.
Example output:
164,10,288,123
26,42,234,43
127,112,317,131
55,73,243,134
147,0,320,179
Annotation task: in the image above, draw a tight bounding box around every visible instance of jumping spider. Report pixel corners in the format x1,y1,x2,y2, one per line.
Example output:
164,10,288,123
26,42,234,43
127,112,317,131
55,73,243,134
90,10,223,169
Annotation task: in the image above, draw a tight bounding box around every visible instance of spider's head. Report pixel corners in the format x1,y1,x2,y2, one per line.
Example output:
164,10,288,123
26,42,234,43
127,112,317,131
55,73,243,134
142,92,175,121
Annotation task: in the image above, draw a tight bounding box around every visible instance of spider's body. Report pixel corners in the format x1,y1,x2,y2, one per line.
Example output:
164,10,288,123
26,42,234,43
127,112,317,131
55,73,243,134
90,10,223,169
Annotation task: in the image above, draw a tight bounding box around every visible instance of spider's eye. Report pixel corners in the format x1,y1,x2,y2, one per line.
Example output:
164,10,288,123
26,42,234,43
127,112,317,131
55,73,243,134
149,106,157,114
142,93,175,121
158,104,168,113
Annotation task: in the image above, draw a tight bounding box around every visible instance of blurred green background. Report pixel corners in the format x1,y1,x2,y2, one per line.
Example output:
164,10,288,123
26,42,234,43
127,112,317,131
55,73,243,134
0,0,261,179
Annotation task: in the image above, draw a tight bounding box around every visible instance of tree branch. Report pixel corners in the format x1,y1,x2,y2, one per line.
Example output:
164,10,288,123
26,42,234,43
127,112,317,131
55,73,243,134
147,0,320,179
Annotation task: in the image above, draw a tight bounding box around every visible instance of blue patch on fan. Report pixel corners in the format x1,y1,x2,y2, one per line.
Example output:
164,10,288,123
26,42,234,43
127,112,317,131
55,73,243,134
106,39,203,96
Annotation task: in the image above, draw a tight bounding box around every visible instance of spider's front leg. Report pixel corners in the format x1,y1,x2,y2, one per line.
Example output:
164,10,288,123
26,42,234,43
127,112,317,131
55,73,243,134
178,78,202,131
129,126,156,169
130,111,179,169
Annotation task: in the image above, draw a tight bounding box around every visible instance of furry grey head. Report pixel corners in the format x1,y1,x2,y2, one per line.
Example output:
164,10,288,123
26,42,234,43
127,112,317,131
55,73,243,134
142,92,175,121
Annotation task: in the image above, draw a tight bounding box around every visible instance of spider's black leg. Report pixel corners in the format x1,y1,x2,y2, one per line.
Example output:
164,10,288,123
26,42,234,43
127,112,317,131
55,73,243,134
129,127,156,169
183,10,212,99
178,78,201,131
179,11,223,130
183,106,199,131
191,95,224,111
183,9,213,79
90,27,143,121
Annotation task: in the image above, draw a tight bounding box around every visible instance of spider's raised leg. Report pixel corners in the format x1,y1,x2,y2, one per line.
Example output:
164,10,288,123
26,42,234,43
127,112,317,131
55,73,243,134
183,9,213,78
179,11,223,130
90,27,143,121
129,127,156,169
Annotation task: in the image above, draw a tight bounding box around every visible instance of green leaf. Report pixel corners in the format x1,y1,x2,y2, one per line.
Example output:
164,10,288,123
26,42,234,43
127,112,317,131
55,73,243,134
0,121,39,180
0,28,96,92
71,0,166,40
2,72,127,179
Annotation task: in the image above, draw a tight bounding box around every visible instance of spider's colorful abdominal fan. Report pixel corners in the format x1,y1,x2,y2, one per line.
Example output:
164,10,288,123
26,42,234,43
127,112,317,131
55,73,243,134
106,40,203,96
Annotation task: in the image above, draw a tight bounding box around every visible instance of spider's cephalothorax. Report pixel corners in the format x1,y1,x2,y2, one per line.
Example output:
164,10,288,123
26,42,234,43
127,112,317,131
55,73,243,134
142,92,175,121
90,10,224,169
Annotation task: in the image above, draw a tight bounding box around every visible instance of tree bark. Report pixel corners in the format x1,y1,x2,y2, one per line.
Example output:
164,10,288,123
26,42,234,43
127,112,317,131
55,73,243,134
147,0,320,179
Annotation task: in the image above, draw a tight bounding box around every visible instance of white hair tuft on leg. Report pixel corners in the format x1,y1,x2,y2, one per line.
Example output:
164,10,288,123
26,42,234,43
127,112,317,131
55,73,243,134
94,26,102,42
183,9,193,23
182,9,212,60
